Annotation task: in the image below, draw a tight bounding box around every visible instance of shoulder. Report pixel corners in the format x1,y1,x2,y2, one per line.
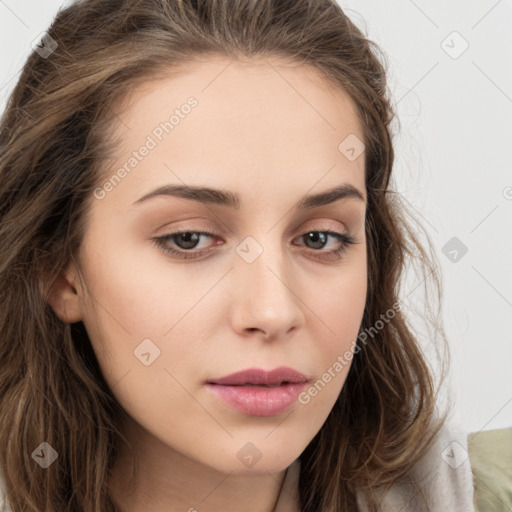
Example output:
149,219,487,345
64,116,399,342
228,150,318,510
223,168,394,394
468,426,512,512
357,419,476,512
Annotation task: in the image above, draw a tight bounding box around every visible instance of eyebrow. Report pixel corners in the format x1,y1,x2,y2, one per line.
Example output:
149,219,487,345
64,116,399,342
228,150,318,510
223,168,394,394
132,183,366,209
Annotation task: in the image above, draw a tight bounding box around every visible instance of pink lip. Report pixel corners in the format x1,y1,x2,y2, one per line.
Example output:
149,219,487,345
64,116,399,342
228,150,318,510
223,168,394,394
206,366,308,386
204,366,308,416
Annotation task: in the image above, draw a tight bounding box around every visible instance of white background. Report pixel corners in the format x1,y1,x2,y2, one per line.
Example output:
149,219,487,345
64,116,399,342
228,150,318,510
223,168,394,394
1,0,511,434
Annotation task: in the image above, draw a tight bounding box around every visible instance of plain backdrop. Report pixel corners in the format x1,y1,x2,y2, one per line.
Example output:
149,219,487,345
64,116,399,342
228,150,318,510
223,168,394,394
1,0,511,434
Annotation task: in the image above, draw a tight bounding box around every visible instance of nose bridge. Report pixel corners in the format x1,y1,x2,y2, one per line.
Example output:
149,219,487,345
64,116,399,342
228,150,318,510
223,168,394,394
230,232,304,338
239,235,288,298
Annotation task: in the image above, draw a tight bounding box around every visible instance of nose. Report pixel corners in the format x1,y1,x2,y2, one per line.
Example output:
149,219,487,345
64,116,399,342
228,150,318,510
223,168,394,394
229,241,305,341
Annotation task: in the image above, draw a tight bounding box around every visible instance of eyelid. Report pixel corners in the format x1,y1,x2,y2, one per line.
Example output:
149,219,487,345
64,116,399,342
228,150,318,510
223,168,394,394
156,219,347,243
296,218,347,234
152,217,221,236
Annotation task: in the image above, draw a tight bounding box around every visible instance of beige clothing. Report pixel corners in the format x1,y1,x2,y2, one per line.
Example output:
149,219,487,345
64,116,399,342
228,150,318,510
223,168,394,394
274,421,475,512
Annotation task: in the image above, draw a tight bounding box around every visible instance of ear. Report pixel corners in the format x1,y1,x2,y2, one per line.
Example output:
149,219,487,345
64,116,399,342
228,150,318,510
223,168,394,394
44,261,84,324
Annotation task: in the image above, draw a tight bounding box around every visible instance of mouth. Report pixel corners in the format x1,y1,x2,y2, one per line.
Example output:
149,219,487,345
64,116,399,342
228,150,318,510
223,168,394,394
204,368,309,416
205,366,309,387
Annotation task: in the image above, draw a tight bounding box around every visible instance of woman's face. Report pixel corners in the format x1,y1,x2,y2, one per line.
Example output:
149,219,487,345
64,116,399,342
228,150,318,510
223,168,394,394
61,55,367,474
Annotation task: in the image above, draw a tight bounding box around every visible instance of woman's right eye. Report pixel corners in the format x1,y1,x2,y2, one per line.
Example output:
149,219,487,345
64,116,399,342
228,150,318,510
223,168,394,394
152,229,218,260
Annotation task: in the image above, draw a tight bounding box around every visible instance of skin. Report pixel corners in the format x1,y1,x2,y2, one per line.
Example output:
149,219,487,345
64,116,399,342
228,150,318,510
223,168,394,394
48,55,368,512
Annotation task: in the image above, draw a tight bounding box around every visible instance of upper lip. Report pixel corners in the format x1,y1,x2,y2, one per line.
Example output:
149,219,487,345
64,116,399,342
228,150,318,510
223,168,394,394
206,366,308,386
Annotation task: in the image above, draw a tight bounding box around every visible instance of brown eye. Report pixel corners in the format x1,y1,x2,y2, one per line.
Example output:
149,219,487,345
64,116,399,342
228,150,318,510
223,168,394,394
294,230,357,261
153,229,217,259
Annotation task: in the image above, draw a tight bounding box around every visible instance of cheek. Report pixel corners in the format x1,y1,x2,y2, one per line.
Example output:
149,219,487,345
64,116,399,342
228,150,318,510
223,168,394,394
78,252,210,431
75,234,201,390
79,239,210,339
314,256,367,345
303,256,367,399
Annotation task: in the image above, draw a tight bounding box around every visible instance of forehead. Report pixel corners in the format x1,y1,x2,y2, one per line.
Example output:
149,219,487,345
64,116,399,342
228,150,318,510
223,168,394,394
98,54,366,207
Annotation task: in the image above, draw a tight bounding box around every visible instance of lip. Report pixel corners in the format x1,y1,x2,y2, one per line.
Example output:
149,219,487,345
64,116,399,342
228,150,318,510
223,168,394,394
204,366,308,416
206,366,308,386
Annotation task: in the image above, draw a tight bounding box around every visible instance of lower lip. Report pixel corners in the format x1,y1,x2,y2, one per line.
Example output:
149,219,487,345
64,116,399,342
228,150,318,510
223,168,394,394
204,382,307,416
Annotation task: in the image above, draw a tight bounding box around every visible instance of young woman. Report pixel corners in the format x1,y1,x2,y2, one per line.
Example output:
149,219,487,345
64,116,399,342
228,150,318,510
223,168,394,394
0,0,475,511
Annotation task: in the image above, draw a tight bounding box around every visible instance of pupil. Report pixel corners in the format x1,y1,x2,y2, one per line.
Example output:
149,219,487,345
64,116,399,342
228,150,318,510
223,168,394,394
177,232,199,249
307,232,326,249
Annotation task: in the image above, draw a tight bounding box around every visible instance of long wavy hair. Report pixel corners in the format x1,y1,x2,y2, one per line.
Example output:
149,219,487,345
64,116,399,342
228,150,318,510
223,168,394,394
0,0,449,510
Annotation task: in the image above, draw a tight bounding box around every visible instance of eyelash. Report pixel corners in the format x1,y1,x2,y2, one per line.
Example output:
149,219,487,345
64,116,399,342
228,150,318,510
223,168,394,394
152,227,358,261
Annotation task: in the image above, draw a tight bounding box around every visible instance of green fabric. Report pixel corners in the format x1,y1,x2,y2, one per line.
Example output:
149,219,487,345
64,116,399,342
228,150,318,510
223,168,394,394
468,426,512,512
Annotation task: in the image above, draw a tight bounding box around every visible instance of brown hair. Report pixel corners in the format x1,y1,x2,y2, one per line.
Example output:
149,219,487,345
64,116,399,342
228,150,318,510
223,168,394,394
0,0,448,510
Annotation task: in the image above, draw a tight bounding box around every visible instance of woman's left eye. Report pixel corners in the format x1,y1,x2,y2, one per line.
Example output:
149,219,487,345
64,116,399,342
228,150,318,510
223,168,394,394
152,228,358,261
